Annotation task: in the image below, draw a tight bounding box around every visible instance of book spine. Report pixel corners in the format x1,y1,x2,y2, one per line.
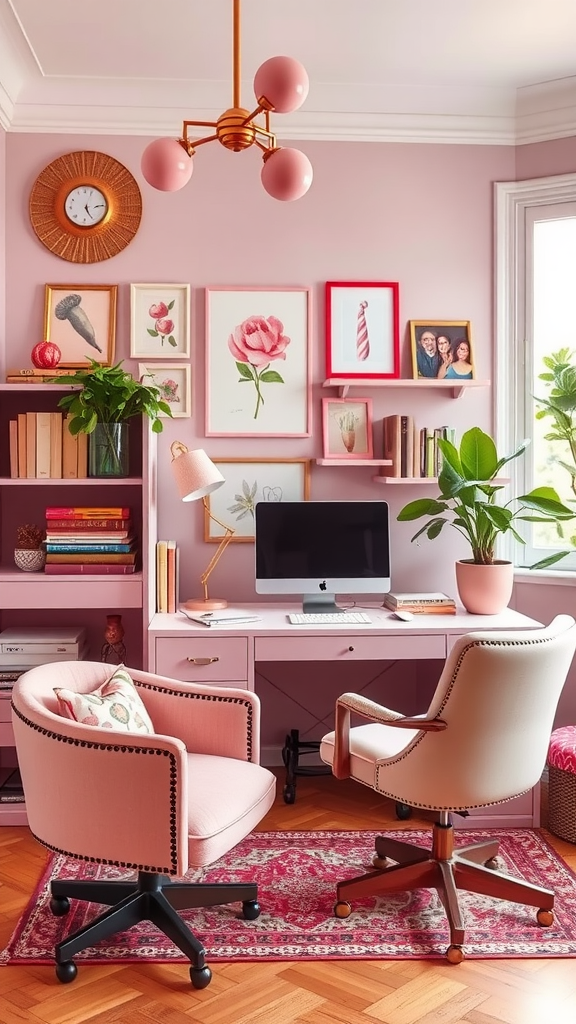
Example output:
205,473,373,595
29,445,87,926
7,367,78,377
25,411,36,479
44,563,136,575
9,420,18,478
45,518,130,530
62,414,78,479
17,413,27,478
50,411,63,478
45,542,134,553
0,642,83,654
45,552,136,563
46,530,131,540
156,540,168,613
35,411,52,479
77,430,88,479
45,507,131,518
167,540,176,615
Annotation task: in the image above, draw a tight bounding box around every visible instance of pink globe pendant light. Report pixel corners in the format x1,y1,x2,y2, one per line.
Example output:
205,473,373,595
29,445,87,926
254,55,309,113
141,138,194,192
261,147,313,202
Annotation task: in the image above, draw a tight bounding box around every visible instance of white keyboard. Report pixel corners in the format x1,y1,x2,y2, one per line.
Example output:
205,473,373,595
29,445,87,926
288,611,372,625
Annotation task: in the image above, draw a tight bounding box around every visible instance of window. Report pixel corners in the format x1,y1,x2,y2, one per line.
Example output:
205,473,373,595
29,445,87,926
495,174,576,571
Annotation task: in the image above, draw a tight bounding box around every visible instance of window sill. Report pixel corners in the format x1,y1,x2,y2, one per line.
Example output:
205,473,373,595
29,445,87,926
514,568,576,587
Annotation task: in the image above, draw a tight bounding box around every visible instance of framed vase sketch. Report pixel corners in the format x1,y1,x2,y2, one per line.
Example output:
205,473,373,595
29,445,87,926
44,284,117,367
409,320,474,380
205,287,312,436
325,281,400,380
321,397,373,460
138,362,191,417
130,283,190,358
204,458,311,542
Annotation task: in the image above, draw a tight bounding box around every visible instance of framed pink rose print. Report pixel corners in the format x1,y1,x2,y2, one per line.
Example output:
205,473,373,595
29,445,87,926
205,286,312,436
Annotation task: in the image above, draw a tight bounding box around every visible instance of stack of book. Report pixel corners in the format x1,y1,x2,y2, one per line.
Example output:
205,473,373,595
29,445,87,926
44,507,137,575
384,591,457,615
156,540,179,613
8,411,88,479
381,416,456,478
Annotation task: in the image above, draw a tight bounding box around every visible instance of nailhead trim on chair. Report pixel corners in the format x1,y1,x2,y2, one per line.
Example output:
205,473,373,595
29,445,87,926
374,635,548,811
11,704,179,874
133,680,256,761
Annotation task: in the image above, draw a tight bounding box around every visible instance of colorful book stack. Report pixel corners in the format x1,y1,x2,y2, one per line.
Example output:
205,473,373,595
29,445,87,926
44,507,137,575
384,591,457,615
155,540,178,613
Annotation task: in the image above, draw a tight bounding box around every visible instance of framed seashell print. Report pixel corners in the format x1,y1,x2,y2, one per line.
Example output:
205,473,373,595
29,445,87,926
205,286,312,437
44,284,117,367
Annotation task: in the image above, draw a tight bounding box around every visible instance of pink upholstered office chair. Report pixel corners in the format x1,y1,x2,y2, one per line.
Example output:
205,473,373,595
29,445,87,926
320,615,576,962
11,661,276,988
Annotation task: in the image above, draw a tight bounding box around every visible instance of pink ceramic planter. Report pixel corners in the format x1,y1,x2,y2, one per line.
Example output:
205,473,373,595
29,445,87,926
455,559,514,615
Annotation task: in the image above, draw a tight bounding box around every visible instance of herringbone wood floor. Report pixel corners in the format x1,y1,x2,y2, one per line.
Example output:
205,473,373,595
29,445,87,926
1,772,576,1024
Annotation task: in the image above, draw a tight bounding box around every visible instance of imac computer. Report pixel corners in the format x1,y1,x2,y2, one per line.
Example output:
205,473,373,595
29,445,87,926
254,500,391,613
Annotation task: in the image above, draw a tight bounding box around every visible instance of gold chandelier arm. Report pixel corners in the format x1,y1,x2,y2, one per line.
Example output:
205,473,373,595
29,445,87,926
199,497,235,600
233,0,241,108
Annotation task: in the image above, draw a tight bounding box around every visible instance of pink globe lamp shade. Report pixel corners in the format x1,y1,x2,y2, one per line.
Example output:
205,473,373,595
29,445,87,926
261,147,313,202
141,138,194,192
254,55,309,113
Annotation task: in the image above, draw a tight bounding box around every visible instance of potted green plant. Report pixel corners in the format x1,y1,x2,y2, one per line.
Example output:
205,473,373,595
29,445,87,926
49,359,172,477
14,523,46,572
535,347,576,503
396,426,575,613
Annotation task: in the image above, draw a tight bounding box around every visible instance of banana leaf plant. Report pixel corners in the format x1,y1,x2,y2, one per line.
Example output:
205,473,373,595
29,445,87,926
397,427,575,569
535,348,576,502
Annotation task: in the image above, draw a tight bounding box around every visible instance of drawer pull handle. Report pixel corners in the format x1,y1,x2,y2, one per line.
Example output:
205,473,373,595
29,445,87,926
348,646,355,652
187,656,220,665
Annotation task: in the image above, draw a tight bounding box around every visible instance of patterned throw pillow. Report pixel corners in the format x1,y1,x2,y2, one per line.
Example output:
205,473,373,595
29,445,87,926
54,666,154,734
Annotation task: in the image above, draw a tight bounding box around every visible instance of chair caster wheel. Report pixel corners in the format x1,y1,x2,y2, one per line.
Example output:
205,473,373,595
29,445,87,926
190,965,212,989
334,900,352,919
372,855,391,869
537,908,554,927
242,899,261,921
395,802,412,820
446,944,464,964
283,785,296,804
50,896,70,916
55,960,77,983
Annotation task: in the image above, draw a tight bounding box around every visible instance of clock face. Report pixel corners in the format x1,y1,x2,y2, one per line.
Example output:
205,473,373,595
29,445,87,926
64,185,109,227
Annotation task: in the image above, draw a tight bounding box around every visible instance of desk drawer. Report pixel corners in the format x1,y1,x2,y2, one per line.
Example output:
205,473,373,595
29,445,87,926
155,637,248,683
255,634,445,662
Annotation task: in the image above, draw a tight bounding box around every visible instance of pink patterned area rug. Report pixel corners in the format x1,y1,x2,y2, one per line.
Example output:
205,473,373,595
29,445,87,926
3,829,576,964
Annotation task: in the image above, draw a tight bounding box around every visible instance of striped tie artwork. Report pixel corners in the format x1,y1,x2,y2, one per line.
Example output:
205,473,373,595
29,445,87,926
356,300,370,361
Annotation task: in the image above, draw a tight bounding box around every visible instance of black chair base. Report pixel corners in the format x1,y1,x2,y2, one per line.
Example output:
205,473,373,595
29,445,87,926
282,728,331,803
50,871,260,988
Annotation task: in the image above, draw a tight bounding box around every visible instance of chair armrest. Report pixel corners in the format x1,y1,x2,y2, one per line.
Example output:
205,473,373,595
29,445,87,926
128,668,262,763
333,692,446,780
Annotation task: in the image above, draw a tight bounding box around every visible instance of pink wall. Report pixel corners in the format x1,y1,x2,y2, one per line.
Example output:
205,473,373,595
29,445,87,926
4,133,514,603
0,126,5,379
515,137,576,180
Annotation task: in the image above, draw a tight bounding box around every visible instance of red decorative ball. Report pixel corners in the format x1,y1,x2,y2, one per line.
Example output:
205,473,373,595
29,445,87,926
31,341,61,369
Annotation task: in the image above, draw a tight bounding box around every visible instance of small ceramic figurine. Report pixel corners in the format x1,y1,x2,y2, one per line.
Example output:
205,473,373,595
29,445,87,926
101,614,126,663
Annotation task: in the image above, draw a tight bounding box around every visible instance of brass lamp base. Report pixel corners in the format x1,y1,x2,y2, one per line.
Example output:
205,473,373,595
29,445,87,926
183,598,228,612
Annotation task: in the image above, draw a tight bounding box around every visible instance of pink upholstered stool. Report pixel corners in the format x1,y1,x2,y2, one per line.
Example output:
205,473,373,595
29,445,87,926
547,726,576,843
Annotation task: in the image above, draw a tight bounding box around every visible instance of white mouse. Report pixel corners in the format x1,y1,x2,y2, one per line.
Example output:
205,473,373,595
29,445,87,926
390,609,414,621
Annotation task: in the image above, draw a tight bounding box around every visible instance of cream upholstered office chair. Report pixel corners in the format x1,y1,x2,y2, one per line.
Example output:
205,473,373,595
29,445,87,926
11,661,276,988
320,615,576,962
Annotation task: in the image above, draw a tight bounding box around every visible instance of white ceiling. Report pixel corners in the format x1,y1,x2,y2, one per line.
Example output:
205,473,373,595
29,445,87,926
2,0,576,144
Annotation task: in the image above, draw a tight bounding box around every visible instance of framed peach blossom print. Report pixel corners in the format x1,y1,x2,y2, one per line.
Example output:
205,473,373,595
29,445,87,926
130,283,190,358
205,286,312,437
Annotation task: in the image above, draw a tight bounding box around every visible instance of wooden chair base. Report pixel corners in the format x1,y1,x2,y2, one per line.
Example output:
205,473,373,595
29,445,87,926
335,823,554,957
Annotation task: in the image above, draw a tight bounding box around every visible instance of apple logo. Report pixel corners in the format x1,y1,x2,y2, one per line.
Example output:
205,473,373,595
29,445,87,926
319,581,327,591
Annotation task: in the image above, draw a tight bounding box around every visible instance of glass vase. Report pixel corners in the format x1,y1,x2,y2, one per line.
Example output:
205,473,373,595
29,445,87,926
88,422,129,478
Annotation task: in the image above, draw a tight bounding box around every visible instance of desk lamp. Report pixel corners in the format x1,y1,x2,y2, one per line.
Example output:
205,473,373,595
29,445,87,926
170,441,235,611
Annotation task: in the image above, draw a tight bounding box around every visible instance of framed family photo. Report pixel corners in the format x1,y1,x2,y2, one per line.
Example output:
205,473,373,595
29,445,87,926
321,397,374,460
204,458,311,542
44,284,117,367
325,281,400,380
205,286,312,437
138,362,191,417
130,283,190,358
409,320,474,381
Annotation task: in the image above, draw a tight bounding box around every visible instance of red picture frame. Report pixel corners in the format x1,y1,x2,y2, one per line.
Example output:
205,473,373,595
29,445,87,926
325,281,400,380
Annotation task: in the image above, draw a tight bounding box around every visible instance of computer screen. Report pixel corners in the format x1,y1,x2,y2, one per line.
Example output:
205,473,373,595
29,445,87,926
254,500,391,613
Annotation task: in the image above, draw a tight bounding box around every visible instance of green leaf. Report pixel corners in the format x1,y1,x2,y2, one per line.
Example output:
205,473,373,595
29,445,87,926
168,300,175,310
147,329,158,337
259,370,284,383
236,362,254,380
168,336,177,347
459,427,498,481
397,498,448,521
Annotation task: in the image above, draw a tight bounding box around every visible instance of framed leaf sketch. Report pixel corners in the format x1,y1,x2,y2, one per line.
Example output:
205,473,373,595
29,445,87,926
321,397,374,460
130,283,190,358
205,287,312,436
44,284,117,367
138,362,191,417
204,458,311,542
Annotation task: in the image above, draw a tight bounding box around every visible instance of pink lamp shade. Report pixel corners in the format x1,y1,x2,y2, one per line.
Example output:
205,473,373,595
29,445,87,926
254,55,309,113
261,147,313,201
141,138,194,192
170,443,224,501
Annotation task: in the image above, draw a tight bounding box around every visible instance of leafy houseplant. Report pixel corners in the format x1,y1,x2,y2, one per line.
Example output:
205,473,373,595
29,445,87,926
50,360,172,477
535,347,576,504
397,427,575,612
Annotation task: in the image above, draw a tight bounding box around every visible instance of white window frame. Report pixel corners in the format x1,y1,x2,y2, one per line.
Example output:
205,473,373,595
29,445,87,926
495,172,576,573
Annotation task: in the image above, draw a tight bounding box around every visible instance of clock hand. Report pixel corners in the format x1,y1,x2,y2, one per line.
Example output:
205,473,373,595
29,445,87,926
84,204,94,219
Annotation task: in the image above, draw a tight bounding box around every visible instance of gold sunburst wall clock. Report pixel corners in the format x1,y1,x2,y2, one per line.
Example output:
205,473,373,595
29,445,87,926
29,151,143,263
